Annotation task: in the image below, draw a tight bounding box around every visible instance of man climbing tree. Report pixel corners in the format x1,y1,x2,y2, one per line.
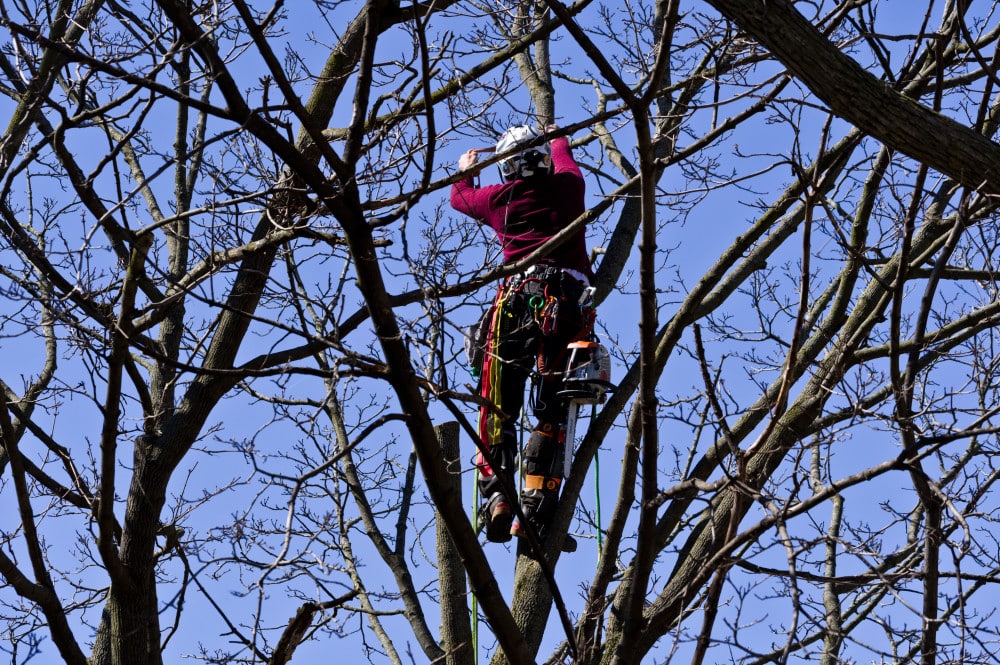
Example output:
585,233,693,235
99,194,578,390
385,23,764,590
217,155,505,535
451,124,595,553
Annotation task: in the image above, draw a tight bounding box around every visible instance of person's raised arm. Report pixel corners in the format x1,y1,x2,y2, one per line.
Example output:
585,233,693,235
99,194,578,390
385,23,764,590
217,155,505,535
547,125,581,179
450,149,485,218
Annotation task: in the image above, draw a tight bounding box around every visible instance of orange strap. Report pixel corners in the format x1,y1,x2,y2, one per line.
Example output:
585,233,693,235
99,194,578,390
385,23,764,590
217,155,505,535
525,475,562,491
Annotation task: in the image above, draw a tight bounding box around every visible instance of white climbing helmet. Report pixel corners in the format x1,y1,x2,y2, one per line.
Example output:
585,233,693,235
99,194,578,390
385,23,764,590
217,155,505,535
495,125,552,180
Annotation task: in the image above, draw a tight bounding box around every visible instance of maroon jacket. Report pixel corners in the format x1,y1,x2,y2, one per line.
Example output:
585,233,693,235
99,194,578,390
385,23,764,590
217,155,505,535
450,136,593,279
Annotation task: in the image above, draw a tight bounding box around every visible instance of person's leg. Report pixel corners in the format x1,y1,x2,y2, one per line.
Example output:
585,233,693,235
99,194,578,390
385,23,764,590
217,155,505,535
511,419,565,542
477,353,520,542
513,271,587,546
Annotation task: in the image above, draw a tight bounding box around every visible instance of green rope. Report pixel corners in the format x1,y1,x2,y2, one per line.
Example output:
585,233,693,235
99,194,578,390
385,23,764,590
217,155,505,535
471,468,479,665
592,403,603,558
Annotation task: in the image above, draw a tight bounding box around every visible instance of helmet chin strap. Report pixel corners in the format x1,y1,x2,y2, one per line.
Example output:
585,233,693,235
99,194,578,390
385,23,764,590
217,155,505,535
500,150,551,180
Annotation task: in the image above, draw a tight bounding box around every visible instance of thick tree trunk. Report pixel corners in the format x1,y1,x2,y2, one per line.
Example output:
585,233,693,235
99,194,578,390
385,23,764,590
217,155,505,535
436,422,475,665
91,445,170,665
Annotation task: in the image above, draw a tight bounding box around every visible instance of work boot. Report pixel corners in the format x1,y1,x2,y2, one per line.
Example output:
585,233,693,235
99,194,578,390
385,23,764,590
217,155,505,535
479,493,513,543
511,518,577,553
